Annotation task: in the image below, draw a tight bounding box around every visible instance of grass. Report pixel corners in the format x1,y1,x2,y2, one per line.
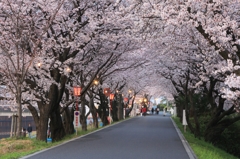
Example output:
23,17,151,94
172,117,238,159
0,126,100,159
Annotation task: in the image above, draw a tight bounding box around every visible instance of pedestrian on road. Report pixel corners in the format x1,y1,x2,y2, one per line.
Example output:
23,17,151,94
163,108,166,116
156,108,159,114
142,107,147,116
151,108,154,114
27,123,32,138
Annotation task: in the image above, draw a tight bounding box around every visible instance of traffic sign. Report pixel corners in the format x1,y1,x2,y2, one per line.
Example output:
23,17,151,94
74,111,80,127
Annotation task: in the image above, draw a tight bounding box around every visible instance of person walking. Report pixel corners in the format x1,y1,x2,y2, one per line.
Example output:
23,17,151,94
151,108,154,114
27,123,32,138
156,108,159,114
163,107,166,116
142,107,147,116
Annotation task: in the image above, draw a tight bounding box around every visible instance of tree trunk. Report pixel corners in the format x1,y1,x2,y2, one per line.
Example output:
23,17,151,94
98,106,109,126
97,102,109,126
92,111,98,128
16,102,22,138
185,109,193,132
50,109,65,141
28,103,49,141
48,83,66,141
16,85,22,138
125,95,135,117
117,95,123,120
98,89,109,126
188,92,201,138
88,94,98,128
112,100,118,121
192,105,200,138
177,104,183,119
36,115,49,141
80,95,87,131
125,107,132,117
203,96,239,143
62,108,75,135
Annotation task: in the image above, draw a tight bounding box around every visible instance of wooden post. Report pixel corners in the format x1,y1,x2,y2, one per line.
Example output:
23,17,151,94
10,114,14,137
14,115,18,137
182,110,187,132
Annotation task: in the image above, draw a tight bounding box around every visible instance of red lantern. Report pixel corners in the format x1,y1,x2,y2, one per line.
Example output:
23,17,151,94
109,93,115,100
103,88,111,96
73,86,82,96
124,97,128,102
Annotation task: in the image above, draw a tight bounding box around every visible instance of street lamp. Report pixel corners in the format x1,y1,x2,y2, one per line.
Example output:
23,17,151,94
103,88,113,124
73,86,81,134
123,97,128,119
109,93,115,123
109,93,115,101
124,97,128,102
73,86,81,111
66,67,71,72
93,79,99,85
103,88,110,96
37,62,42,68
143,98,147,103
109,93,115,107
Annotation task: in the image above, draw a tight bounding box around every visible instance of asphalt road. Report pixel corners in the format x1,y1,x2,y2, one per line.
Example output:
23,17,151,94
21,113,196,159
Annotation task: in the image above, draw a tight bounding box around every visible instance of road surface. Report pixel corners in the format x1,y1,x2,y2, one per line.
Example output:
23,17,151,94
21,113,196,159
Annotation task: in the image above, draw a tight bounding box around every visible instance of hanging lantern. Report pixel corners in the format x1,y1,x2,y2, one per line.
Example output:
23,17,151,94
73,86,82,96
103,88,111,96
124,97,128,102
109,93,115,100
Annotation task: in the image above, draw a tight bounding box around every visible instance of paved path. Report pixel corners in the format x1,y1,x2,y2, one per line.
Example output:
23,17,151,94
21,113,196,159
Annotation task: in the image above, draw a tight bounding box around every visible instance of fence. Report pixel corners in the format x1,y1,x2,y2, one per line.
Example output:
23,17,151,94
0,116,35,135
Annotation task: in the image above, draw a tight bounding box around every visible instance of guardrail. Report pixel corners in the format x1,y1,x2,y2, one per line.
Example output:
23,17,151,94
0,132,10,135
0,112,33,117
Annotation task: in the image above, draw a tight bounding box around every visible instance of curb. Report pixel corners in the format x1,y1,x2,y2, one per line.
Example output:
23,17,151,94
170,117,198,159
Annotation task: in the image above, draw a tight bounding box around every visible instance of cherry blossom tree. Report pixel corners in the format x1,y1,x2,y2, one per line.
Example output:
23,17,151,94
0,0,64,138
125,0,240,144
168,0,240,143
23,0,131,140
23,0,148,140
5,0,240,145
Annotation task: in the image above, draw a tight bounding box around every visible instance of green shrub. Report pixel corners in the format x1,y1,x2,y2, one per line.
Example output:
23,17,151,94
216,121,240,158
188,115,211,136
188,115,240,158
